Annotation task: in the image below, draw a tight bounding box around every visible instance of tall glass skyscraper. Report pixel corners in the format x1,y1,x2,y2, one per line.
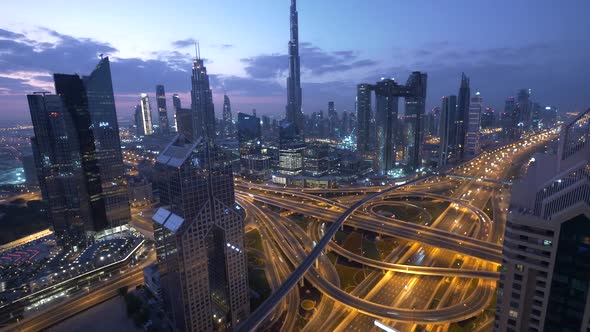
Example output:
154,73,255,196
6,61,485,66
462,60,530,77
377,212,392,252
285,0,303,133
138,93,154,136
83,57,130,230
374,79,400,174
465,92,482,157
28,58,130,247
356,83,372,154
356,72,427,174
28,92,97,248
456,72,470,160
156,84,170,135
222,94,233,137
153,135,249,331
403,72,427,170
438,95,457,167
190,50,215,140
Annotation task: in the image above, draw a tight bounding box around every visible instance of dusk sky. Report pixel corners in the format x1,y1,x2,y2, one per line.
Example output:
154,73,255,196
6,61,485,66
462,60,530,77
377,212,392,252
1,0,589,123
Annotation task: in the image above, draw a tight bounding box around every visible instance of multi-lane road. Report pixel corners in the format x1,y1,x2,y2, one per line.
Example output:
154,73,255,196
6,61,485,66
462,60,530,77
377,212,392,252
237,130,556,331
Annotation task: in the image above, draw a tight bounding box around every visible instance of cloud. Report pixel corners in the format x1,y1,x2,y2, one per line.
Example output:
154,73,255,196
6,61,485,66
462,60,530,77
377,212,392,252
212,43,234,49
171,38,197,48
1,26,588,123
240,43,378,80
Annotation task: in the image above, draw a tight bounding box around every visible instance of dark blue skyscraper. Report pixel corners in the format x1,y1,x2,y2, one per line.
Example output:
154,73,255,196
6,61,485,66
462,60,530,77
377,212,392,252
83,57,130,229
374,79,400,174
237,112,261,156
403,72,427,170
191,47,215,140
156,84,170,135
439,95,457,167
29,57,130,247
285,0,303,132
357,72,428,175
356,83,372,154
29,92,97,248
456,72,470,160
222,94,233,137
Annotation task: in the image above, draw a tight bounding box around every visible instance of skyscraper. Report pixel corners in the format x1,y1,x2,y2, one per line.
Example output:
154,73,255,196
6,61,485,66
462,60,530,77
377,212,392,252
278,122,305,176
172,93,182,132
156,85,170,135
356,83,372,154
465,91,482,157
83,57,130,230
222,94,233,137
403,71,427,170
357,72,427,174
439,95,457,167
456,72,470,160
516,88,532,132
502,96,518,140
328,101,338,137
237,112,261,156
138,93,154,136
190,47,215,140
238,112,270,179
495,109,590,332
153,135,249,331
29,65,130,247
374,79,400,174
29,92,98,248
285,0,303,132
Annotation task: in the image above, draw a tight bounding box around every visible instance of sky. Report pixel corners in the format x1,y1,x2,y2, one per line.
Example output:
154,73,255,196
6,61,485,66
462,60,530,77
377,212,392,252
1,0,590,123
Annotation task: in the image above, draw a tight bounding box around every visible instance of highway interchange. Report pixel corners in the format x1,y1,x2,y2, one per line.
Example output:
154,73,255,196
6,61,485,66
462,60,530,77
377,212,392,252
237,130,556,332
1,130,555,332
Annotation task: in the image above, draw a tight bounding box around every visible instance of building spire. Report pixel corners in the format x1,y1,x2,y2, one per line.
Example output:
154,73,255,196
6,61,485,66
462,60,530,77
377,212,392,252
194,41,200,60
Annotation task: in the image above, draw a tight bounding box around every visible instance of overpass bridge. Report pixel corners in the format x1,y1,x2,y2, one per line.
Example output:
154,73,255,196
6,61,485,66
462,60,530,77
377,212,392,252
443,173,512,186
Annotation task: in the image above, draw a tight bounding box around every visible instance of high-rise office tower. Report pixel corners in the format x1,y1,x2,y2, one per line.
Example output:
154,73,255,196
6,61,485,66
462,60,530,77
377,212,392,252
83,57,130,230
29,92,99,248
190,47,215,140
222,94,233,137
531,102,541,131
481,107,496,129
340,111,350,136
456,72,470,160
237,112,270,179
237,112,261,156
171,93,182,132
516,88,532,132
328,101,339,137
495,109,590,332
465,91,482,157
156,85,170,135
541,106,558,129
153,136,249,332
403,71,427,170
374,79,399,174
134,104,143,136
278,122,305,176
502,97,518,140
29,65,127,248
356,83,372,154
138,93,154,136
357,73,428,173
285,0,303,133
438,95,457,167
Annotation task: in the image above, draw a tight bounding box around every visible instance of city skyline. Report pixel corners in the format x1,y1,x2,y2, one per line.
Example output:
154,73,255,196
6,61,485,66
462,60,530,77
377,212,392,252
1,1,589,331
1,0,590,122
